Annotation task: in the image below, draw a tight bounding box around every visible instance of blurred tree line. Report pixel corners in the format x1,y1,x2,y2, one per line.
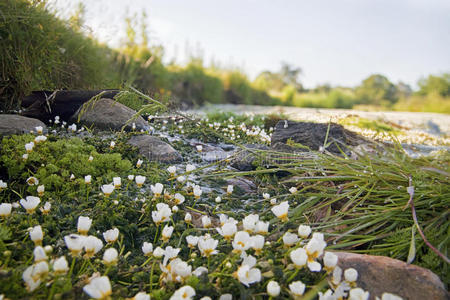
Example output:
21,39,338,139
1,0,449,113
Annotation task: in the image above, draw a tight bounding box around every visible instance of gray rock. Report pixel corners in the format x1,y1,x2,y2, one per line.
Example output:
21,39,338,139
226,177,257,195
0,114,47,136
72,98,149,131
128,135,182,164
335,252,449,300
271,120,367,154
230,144,269,171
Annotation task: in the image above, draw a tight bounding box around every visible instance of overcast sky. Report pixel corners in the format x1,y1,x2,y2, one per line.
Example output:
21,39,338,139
50,0,450,88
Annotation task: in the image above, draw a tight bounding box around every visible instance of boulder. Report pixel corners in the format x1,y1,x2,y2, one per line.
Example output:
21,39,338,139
335,252,449,300
230,144,270,171
73,98,149,131
226,177,257,195
271,120,368,154
128,135,182,164
0,114,47,136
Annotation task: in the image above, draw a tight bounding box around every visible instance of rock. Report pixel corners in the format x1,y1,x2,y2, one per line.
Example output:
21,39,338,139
128,135,182,164
335,252,449,300
199,145,228,162
0,114,47,136
230,144,269,171
271,120,368,154
72,98,149,131
226,177,257,194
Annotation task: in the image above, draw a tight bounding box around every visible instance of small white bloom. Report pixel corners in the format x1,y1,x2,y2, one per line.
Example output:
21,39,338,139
83,236,103,257
30,225,44,245
53,256,69,274
262,193,270,199
20,196,40,214
88,156,94,162
289,280,306,297
103,228,119,243
344,268,358,282
162,225,174,241
193,185,202,198
267,280,281,297
349,288,369,300
170,285,196,300
201,215,212,228
323,252,338,271
289,186,297,194
135,175,146,188
101,184,114,197
298,225,312,238
283,232,300,246
380,292,403,300
102,248,119,265
25,142,34,153
226,185,233,194
113,177,121,189
84,175,92,184
186,164,196,172
271,201,289,221
83,276,112,299
22,153,29,160
250,235,265,255
33,246,48,262
172,205,179,213
186,235,200,248
64,234,85,256
217,222,237,240
243,214,259,233
77,216,92,235
151,183,164,197
128,174,135,181
184,213,192,223
136,159,143,168
167,166,177,175
142,242,153,256
109,141,115,149
70,173,75,180
35,126,43,134
177,175,186,183
290,248,307,268
198,237,219,257
132,292,151,300
0,203,12,217
173,193,185,205
196,145,203,152
26,176,39,186
232,231,251,253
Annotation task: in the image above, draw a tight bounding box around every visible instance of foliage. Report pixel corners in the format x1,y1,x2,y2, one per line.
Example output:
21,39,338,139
355,74,398,106
417,73,450,97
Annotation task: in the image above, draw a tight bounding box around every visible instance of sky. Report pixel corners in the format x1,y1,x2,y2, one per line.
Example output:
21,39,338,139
49,0,450,89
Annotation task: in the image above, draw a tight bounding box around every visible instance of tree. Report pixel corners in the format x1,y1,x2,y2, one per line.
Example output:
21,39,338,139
253,62,303,92
355,74,398,105
417,73,450,97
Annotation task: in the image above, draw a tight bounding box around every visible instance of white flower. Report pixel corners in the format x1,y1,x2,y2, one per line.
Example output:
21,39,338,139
283,232,300,246
270,198,277,205
83,235,103,258
167,166,177,175
262,193,270,199
290,248,307,268
26,176,39,186
142,242,153,256
344,268,358,282
110,141,115,149
30,225,44,245
217,222,237,240
85,175,92,184
25,142,34,153
236,259,261,287
88,156,94,162
184,213,192,223
271,201,289,221
101,184,114,197
267,280,281,297
298,225,312,238
34,135,47,144
35,126,43,134
37,185,45,196
64,234,85,256
198,238,218,257
170,285,196,300
186,164,196,172
332,266,343,285
162,246,181,265
113,177,121,189
40,201,51,214
103,228,119,243
20,196,40,214
136,159,143,168
161,225,174,241
77,216,92,235
132,292,151,300
201,215,212,228
151,183,164,197
0,203,12,217
53,256,69,274
135,175,146,188
186,235,199,248
193,185,202,198
68,124,77,132
152,203,172,225
232,231,251,253
196,145,203,152
33,246,48,262
305,233,327,271
83,276,112,299
215,196,221,203
255,221,269,234
219,294,232,300
289,186,297,194
289,281,306,297
243,214,259,233
174,193,185,204
172,205,179,213
102,248,119,265
177,175,186,183
323,252,338,271
226,185,233,194
192,266,208,277
349,288,369,300
250,235,264,255
128,174,135,181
